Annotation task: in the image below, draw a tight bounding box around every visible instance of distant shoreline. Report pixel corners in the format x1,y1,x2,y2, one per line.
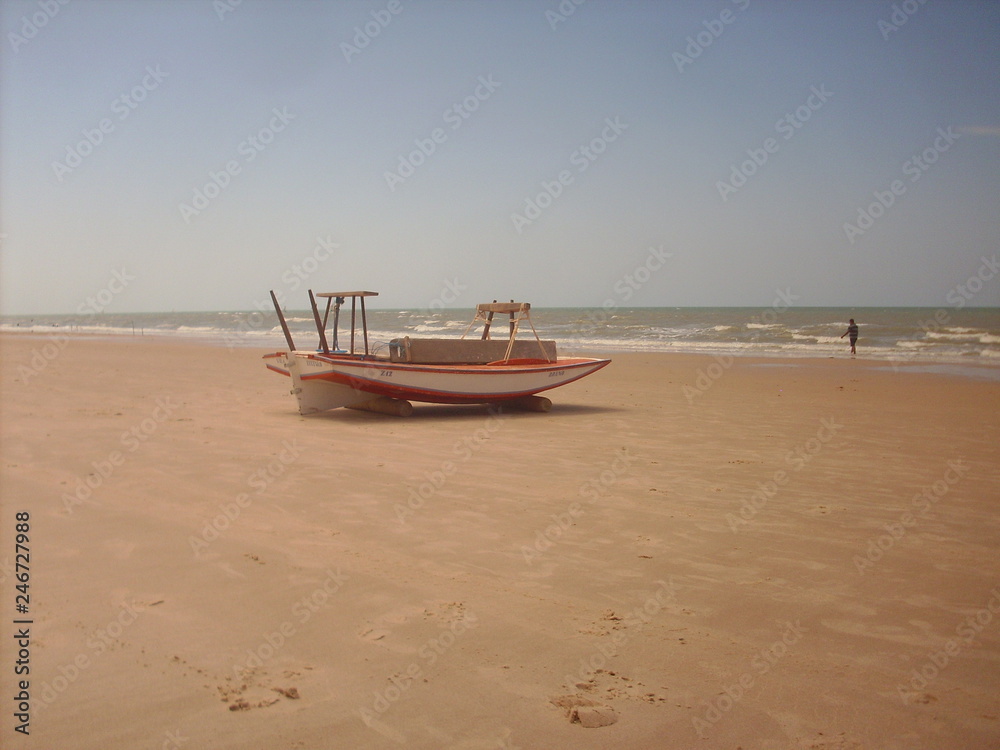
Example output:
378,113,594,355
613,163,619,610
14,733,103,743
3,331,998,382
2,306,998,366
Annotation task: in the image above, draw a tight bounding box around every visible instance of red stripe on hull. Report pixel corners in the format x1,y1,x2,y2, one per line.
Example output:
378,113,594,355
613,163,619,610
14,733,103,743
311,359,609,404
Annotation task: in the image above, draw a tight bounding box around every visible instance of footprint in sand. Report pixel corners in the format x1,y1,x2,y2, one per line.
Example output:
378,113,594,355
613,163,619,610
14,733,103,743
802,731,865,749
356,610,411,646
358,626,390,642
170,652,309,713
567,668,669,707
358,600,470,646
549,694,618,728
218,668,303,711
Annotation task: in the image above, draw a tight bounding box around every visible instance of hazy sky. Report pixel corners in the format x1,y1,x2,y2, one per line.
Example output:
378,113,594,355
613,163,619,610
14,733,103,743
2,0,998,314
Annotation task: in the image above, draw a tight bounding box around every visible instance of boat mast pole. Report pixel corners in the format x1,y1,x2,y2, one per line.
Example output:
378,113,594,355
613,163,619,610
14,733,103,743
308,289,330,353
270,290,296,351
350,297,357,355
481,300,497,340
361,296,370,356
321,297,333,330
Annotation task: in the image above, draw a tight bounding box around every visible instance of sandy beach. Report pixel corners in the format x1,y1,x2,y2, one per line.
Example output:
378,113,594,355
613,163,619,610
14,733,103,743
2,333,999,749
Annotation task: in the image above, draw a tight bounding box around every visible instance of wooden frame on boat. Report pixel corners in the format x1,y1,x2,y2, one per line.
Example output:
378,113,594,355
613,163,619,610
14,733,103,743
272,289,379,357
264,288,610,416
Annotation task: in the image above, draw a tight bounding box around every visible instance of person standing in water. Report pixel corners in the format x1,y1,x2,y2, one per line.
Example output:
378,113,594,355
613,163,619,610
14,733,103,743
841,318,859,355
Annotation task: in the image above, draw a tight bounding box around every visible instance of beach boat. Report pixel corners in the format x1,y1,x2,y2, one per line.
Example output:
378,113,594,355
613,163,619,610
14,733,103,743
263,290,610,416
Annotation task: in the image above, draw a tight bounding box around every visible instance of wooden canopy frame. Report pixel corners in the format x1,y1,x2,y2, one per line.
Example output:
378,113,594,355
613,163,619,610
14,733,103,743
269,289,379,356
461,300,548,362
313,291,378,356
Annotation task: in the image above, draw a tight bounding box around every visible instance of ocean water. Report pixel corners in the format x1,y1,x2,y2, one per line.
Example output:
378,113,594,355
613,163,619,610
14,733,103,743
3,307,999,364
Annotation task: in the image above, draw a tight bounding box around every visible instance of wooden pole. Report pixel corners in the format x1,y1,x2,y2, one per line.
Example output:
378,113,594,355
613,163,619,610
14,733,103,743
350,297,357,355
308,289,330,353
321,297,333,330
270,290,296,351
482,300,497,340
361,296,370,356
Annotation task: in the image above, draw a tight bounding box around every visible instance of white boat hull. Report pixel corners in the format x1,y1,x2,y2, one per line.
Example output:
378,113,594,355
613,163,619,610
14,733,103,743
264,351,610,415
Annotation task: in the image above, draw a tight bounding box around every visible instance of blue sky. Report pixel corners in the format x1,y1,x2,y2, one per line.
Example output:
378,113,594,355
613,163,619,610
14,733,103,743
1,0,998,314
